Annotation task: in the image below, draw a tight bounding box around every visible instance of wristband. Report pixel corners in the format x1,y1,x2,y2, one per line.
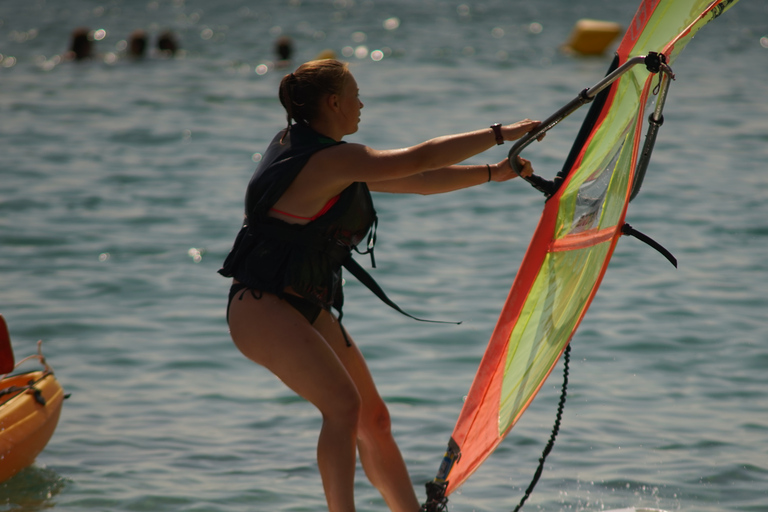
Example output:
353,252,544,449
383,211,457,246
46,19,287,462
490,123,504,145
486,164,492,182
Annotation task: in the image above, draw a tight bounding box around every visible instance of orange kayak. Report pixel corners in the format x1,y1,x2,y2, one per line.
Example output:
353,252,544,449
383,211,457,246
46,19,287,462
0,369,65,483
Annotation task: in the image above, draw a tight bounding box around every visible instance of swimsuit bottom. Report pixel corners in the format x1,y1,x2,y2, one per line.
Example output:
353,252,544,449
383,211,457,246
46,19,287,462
227,282,322,325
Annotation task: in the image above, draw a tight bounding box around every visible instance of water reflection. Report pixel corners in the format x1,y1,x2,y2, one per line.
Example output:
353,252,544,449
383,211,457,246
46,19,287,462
0,466,68,512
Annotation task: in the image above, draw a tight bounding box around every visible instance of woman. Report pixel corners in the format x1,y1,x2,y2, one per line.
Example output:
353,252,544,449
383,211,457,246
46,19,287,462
219,59,540,512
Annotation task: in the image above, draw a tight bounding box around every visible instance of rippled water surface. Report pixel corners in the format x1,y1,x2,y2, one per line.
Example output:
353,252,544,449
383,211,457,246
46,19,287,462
1,0,767,511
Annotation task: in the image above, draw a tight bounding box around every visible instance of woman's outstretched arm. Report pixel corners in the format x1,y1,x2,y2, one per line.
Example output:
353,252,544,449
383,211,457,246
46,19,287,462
368,157,534,195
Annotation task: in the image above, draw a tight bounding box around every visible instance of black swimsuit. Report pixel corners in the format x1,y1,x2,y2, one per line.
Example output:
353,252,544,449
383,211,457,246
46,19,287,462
226,283,321,324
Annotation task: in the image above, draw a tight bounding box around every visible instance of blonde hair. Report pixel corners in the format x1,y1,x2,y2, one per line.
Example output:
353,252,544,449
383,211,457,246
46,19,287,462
278,59,349,128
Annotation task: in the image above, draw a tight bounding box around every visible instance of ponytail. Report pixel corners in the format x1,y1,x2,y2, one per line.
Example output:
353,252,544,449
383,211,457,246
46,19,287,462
278,72,298,135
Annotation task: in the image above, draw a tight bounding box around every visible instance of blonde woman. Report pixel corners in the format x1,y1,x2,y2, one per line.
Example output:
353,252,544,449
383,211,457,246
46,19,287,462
220,59,540,512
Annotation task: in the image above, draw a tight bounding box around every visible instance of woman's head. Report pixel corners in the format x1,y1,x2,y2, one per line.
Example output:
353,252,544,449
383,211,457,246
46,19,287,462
279,59,350,127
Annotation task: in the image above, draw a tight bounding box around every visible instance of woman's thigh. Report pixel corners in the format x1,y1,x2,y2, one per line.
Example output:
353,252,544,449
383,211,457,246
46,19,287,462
228,291,360,415
313,311,389,423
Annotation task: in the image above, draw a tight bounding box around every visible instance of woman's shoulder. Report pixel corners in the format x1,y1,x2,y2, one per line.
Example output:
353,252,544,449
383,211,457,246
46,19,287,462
315,141,372,162
313,142,374,173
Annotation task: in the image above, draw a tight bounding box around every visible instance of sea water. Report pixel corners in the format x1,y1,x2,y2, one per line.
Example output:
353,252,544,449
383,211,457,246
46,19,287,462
1,0,767,511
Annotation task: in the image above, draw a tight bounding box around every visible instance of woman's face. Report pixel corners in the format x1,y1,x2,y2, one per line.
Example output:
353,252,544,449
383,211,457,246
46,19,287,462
338,74,364,134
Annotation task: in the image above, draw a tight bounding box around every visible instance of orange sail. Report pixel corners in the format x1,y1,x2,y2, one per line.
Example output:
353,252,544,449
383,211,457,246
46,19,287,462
423,0,740,508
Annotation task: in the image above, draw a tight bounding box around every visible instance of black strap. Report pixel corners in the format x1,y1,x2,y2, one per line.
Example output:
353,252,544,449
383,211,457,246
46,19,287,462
342,255,460,325
621,223,678,268
512,344,570,512
421,481,449,512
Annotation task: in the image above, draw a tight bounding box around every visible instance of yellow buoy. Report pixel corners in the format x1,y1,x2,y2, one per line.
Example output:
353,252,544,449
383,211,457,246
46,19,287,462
315,49,337,60
563,19,622,56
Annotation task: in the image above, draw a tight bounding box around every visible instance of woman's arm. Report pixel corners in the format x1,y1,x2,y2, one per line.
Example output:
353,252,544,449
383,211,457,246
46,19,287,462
312,120,541,188
368,157,534,195
273,120,541,217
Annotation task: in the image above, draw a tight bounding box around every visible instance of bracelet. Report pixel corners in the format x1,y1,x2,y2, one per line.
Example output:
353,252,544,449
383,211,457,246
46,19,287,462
490,123,504,145
486,164,492,182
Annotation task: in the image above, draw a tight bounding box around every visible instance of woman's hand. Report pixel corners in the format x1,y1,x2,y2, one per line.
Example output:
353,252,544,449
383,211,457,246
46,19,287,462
501,119,544,142
490,156,534,182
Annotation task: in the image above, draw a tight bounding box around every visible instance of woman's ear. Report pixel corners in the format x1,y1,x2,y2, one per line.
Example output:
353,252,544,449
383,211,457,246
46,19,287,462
326,93,341,112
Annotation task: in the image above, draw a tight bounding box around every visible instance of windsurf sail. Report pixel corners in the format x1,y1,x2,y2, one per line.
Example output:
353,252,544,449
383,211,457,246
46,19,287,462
422,0,738,509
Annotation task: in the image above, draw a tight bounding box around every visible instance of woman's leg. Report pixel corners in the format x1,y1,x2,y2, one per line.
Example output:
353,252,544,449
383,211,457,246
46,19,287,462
314,313,421,512
228,291,361,512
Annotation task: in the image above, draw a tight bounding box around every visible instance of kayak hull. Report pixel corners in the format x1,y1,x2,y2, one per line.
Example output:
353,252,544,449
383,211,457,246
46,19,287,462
0,371,64,483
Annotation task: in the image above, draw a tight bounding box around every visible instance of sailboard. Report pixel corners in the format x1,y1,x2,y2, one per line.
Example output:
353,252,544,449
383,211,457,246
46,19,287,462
422,0,739,510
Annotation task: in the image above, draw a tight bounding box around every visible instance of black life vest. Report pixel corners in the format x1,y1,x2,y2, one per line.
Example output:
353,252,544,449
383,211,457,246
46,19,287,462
219,123,457,328
218,123,377,315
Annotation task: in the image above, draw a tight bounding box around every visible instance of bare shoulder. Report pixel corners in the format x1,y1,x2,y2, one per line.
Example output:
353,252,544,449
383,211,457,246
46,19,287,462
308,142,372,181
315,142,372,165
291,142,367,196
